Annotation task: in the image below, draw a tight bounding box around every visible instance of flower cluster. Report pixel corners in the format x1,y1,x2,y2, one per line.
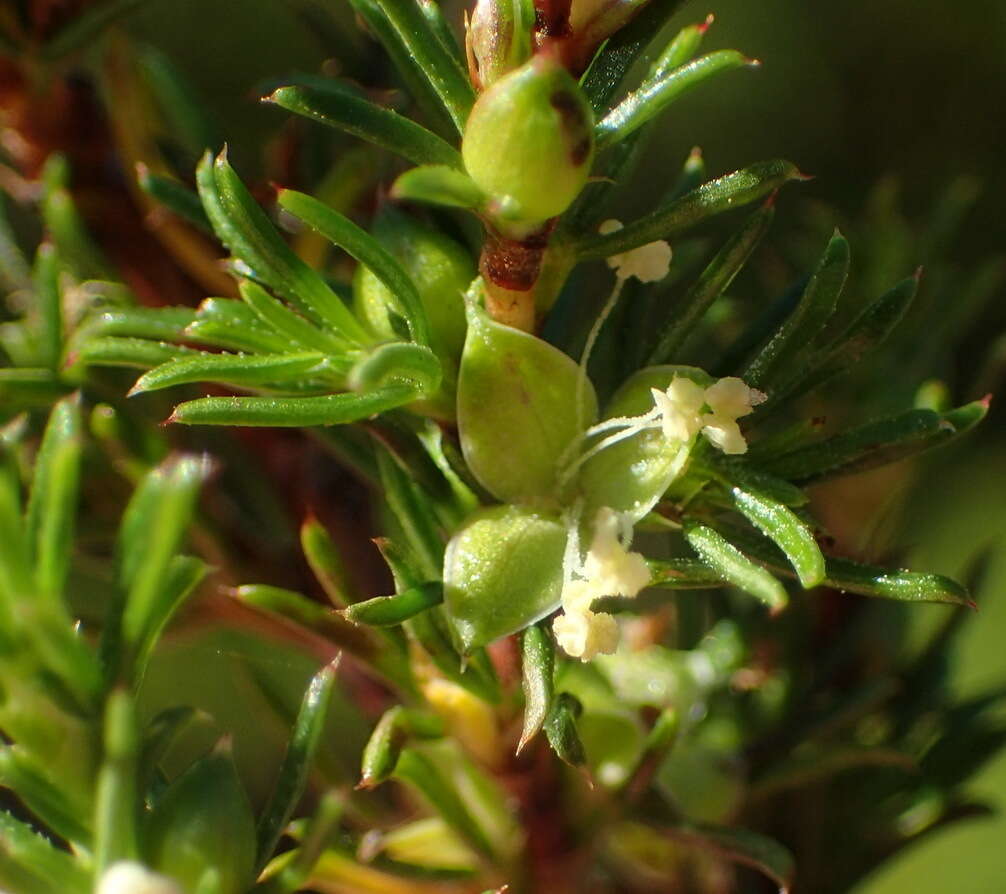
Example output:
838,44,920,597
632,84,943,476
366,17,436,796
553,508,651,660
652,375,766,455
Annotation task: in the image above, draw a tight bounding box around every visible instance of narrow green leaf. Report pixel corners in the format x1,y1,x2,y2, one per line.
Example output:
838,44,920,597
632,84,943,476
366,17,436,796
115,454,211,680
139,706,204,793
363,0,474,133
26,395,82,606
544,692,587,769
392,748,496,858
75,336,196,369
762,400,988,485
648,203,774,363
728,487,825,589
576,160,800,261
232,585,380,666
0,811,89,893
344,0,457,137
0,748,91,847
348,341,441,395
130,351,329,395
257,659,340,871
771,272,920,405
417,0,466,66
683,520,787,612
146,742,256,893
267,83,462,169
300,516,357,607
167,384,418,427
197,151,367,344
644,15,713,85
0,194,31,291
721,523,973,606
391,164,486,209
136,165,211,231
518,622,554,753
237,280,345,354
265,790,345,894
132,555,207,681
376,448,444,580
645,557,725,589
596,51,751,150
745,231,849,387
40,165,110,280
581,0,688,113
137,46,219,159
92,690,140,877
359,705,443,789
185,297,292,353
344,582,443,626
662,821,795,893
278,189,430,346
85,305,198,341
32,243,62,370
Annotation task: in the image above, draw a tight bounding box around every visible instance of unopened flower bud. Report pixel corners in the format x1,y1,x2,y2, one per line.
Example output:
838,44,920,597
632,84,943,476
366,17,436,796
462,55,595,224
469,0,533,88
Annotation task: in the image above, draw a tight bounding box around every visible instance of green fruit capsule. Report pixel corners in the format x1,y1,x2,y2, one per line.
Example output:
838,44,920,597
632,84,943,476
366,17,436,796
457,297,597,503
579,365,711,521
353,205,474,366
462,55,595,224
143,742,256,894
444,504,568,653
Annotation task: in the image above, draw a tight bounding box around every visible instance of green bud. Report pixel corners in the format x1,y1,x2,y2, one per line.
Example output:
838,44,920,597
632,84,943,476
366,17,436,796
579,365,711,521
469,0,534,88
444,504,567,653
462,56,595,223
353,206,473,367
458,296,597,503
144,742,256,894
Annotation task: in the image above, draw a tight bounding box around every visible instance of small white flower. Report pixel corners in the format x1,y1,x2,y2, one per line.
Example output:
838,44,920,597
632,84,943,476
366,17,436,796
599,219,672,283
702,416,748,454
700,376,766,455
704,376,765,420
650,375,707,442
97,862,184,894
553,608,620,661
581,507,651,599
554,508,651,661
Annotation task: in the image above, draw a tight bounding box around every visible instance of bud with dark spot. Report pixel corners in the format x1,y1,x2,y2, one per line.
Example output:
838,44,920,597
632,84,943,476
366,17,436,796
462,55,594,226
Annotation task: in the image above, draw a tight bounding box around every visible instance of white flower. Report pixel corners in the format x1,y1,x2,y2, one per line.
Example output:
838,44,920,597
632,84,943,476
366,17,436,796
704,376,765,420
553,608,620,661
650,375,707,442
599,219,672,283
581,507,651,599
97,862,184,894
702,417,748,454
554,508,651,661
700,376,766,455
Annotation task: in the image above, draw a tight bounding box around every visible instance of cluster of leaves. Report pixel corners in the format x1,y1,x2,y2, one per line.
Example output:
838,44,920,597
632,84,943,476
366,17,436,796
0,0,1003,892
0,396,343,893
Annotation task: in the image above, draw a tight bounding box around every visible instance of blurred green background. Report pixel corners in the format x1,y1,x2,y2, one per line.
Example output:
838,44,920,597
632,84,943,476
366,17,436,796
118,0,1006,890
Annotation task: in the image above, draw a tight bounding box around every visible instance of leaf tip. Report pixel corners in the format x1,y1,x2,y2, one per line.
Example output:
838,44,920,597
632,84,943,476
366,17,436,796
698,13,715,33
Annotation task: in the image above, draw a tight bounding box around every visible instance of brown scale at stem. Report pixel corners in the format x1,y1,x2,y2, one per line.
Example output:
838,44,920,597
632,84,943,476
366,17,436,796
479,223,555,332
